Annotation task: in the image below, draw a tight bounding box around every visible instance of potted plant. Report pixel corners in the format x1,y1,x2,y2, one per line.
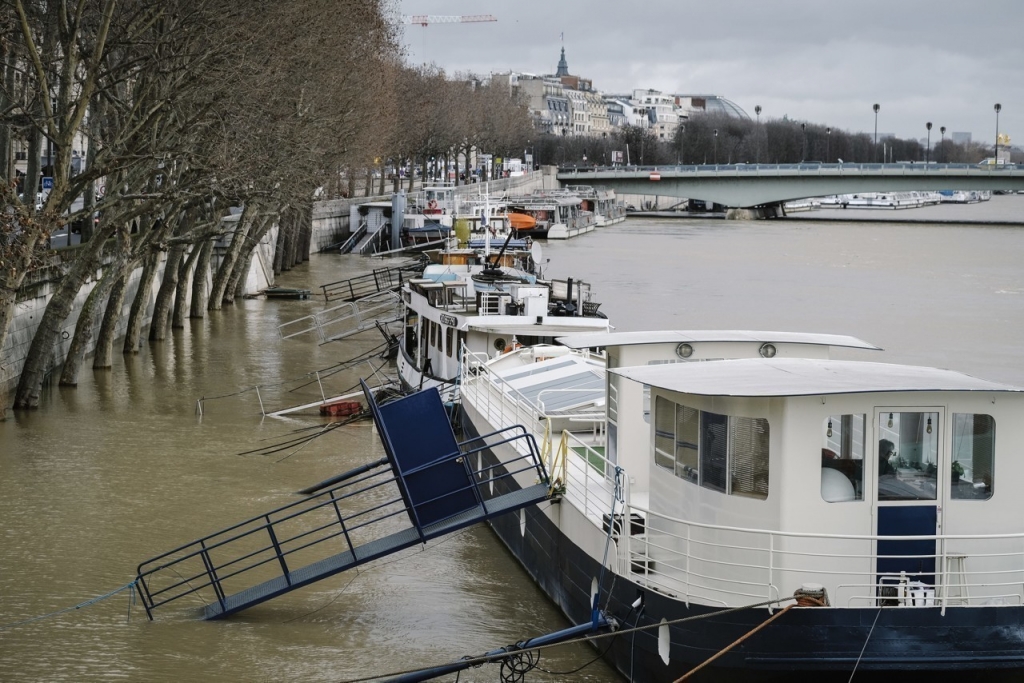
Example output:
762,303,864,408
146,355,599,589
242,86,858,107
951,461,965,484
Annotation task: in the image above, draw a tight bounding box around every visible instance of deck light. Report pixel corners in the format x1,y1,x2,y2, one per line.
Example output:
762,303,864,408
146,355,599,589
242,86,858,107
759,343,776,358
827,419,833,438
927,417,933,434
675,343,693,359
888,413,894,428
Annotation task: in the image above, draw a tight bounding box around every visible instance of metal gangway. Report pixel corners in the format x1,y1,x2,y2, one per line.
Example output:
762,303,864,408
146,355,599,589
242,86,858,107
135,381,550,620
278,289,402,343
320,258,425,303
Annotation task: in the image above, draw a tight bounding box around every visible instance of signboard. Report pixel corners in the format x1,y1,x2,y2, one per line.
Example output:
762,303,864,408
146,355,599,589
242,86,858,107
41,176,54,190
611,151,624,164
439,314,458,327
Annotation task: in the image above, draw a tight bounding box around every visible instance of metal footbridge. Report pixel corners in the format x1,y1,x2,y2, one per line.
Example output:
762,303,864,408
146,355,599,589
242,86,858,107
135,381,549,620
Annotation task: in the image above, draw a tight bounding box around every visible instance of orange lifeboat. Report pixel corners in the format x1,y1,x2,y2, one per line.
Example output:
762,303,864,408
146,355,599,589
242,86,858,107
507,212,537,231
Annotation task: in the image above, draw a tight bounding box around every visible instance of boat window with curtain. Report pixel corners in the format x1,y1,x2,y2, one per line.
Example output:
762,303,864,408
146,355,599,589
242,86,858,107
951,414,995,500
821,414,865,503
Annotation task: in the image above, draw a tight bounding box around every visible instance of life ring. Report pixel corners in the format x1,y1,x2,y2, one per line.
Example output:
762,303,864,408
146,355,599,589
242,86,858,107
427,199,438,210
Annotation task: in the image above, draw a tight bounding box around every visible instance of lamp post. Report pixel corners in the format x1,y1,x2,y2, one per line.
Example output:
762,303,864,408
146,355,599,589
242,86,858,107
873,103,880,162
940,126,946,163
826,127,831,163
994,103,1002,165
925,122,932,164
800,122,806,162
713,128,718,165
754,105,762,163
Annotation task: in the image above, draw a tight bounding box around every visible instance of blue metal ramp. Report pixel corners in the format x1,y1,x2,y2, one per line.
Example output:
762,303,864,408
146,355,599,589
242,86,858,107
135,383,548,620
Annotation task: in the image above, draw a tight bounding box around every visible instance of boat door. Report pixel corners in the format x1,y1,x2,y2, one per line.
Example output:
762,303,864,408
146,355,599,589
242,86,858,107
874,408,943,587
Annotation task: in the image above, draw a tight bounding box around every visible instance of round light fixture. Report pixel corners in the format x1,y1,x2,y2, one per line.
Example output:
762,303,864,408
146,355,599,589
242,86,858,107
675,343,693,359
759,343,777,358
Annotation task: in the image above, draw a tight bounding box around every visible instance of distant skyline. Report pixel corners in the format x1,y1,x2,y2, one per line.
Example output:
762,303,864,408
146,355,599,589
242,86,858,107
398,0,1022,146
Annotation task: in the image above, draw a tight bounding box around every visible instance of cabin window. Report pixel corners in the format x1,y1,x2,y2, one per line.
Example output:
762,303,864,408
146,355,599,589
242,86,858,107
821,415,866,502
878,411,939,502
445,327,454,358
457,331,466,357
652,397,769,500
429,320,437,348
951,414,994,500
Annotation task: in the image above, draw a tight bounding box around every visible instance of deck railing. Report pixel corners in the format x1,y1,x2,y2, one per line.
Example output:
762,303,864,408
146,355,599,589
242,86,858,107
461,352,1024,612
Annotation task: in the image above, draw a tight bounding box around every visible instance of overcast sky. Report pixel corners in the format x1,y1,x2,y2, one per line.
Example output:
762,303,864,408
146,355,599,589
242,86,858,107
398,0,1022,145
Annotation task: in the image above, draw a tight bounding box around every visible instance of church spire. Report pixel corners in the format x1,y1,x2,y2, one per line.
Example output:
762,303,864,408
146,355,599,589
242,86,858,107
555,45,569,77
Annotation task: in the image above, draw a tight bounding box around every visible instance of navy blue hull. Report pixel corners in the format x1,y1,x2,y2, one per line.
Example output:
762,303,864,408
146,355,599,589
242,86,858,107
464,416,1024,682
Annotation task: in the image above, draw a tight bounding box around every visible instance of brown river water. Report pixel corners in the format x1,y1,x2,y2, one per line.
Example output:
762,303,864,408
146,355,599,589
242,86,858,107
1,195,1022,682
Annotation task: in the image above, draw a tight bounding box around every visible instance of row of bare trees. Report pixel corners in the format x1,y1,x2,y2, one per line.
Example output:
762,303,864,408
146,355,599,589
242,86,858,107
1,1,540,414
533,115,1013,168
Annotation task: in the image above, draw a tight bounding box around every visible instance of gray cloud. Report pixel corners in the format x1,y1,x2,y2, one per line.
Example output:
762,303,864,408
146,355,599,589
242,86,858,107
400,0,1022,144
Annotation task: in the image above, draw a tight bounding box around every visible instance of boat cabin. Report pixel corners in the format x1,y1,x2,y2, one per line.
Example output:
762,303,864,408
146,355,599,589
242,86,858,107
611,353,1024,610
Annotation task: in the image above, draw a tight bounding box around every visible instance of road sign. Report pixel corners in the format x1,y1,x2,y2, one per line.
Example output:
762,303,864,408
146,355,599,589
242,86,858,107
42,177,54,190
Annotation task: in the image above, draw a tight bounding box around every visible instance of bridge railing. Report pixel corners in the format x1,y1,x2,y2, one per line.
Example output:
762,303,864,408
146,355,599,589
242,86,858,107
559,162,1021,176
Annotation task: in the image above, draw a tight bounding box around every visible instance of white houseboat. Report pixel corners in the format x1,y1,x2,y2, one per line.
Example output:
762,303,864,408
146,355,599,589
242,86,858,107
459,330,1024,681
396,255,611,399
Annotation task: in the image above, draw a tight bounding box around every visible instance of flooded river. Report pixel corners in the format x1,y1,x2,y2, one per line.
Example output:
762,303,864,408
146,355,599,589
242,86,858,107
1,196,1021,682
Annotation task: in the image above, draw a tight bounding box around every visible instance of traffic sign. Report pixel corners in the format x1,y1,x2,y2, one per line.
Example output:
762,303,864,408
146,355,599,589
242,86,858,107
42,177,54,190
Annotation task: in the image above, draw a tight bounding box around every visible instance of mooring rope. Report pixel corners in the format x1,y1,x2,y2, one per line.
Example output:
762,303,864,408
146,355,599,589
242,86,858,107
0,580,138,631
338,594,799,683
848,606,883,682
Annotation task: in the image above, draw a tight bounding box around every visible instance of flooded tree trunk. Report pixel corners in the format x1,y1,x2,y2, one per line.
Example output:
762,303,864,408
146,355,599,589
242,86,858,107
150,245,183,340
93,264,130,369
272,222,287,275
0,290,16,416
123,250,160,353
189,240,213,318
209,206,254,309
59,268,118,386
228,215,273,299
172,246,202,328
13,231,113,407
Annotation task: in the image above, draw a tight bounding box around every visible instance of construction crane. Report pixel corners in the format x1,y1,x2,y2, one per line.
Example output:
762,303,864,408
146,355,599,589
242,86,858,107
403,14,497,27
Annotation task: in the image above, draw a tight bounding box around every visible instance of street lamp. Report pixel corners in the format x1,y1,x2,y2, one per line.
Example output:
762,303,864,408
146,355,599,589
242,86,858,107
713,128,718,165
800,122,806,162
873,103,880,162
925,122,932,164
754,105,762,163
994,103,1002,165
940,126,946,163
826,127,831,163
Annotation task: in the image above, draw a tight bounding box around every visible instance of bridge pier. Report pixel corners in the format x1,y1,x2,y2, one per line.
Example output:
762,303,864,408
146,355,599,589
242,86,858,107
725,204,785,220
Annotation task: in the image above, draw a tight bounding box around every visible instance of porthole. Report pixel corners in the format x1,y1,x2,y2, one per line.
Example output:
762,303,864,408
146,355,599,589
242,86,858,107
675,343,693,359
493,337,507,351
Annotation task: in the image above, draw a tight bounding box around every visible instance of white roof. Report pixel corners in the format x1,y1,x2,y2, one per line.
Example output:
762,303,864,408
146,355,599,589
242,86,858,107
612,358,1023,397
557,330,880,351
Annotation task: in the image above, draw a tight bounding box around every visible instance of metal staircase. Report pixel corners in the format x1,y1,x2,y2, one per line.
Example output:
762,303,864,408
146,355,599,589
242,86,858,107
320,257,425,303
135,382,549,620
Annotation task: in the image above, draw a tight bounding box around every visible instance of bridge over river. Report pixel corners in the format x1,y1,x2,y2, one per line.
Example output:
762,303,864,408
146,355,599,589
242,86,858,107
556,163,1024,217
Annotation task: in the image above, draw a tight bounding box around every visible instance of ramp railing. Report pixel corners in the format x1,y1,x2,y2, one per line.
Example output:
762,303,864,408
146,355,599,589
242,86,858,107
320,257,425,303
136,424,547,620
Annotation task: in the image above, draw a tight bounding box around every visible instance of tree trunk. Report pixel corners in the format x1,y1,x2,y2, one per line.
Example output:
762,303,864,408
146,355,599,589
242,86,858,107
13,231,113,407
172,245,202,328
227,215,273,299
273,220,287,275
150,244,183,340
123,250,160,353
347,170,355,198
93,264,130,369
189,239,213,317
209,205,254,309
0,289,16,416
364,169,372,197
60,267,118,385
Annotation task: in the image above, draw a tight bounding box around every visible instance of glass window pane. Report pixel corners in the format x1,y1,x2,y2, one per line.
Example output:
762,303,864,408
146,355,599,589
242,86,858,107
700,412,728,493
878,412,938,501
730,417,769,499
654,396,675,471
675,405,699,482
951,414,995,500
821,414,865,502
